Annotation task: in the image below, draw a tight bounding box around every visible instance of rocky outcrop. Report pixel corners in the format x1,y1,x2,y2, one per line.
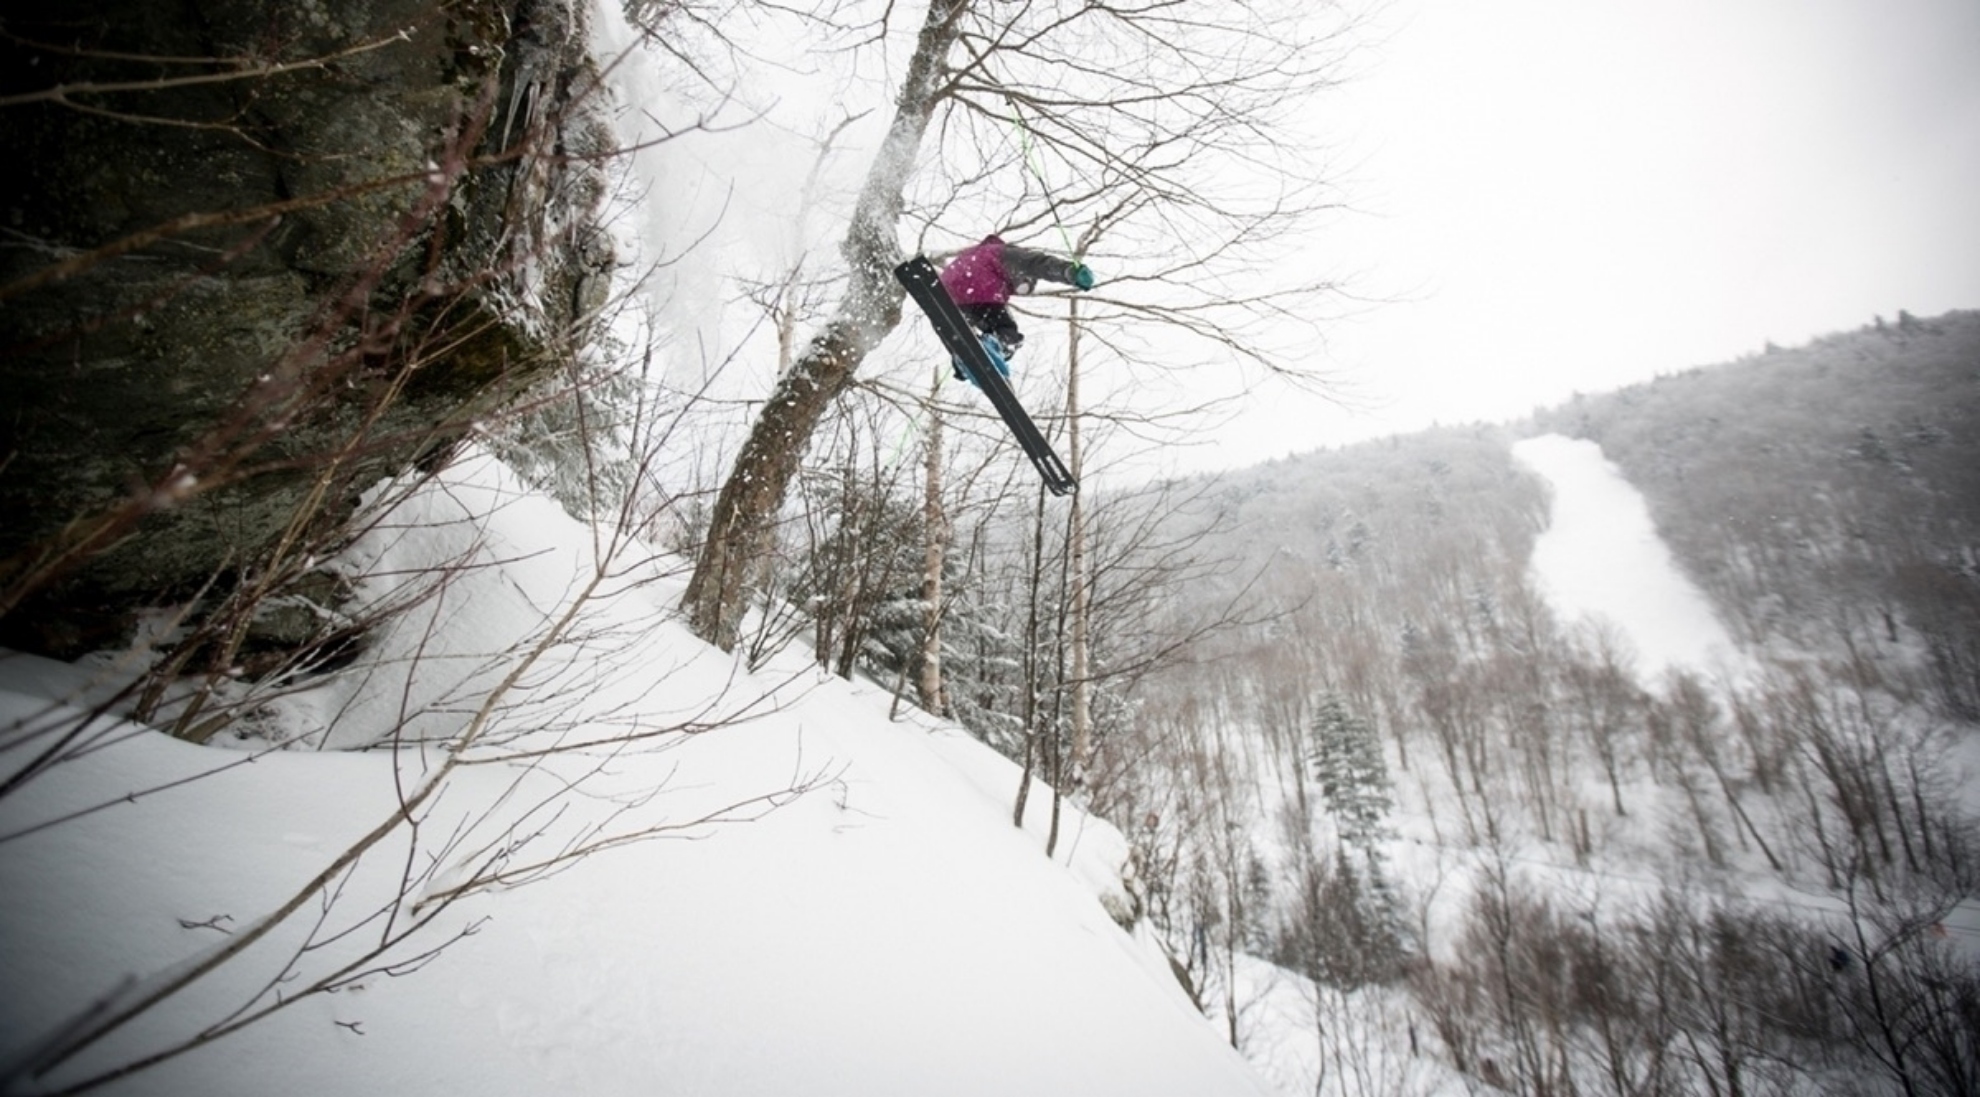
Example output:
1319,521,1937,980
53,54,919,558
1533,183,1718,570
0,0,616,658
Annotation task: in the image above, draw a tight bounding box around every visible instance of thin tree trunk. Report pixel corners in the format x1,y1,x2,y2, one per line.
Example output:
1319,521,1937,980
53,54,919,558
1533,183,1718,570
917,370,948,713
1066,297,1091,783
1013,481,1050,830
681,0,968,649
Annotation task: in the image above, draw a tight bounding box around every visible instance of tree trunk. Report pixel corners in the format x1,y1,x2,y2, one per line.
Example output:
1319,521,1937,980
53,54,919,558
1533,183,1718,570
1067,298,1092,783
681,0,968,649
1013,481,1051,830
917,371,949,713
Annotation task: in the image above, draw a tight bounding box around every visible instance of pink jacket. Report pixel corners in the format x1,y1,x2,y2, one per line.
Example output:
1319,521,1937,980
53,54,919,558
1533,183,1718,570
939,235,1082,306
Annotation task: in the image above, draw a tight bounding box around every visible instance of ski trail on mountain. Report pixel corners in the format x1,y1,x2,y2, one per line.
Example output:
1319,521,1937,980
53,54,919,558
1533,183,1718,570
1512,434,1746,688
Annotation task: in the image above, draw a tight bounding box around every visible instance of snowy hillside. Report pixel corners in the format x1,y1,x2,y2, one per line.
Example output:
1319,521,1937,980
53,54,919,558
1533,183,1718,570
1101,410,1979,1096
4,424,1974,1097
1511,434,1753,687
0,452,1271,1097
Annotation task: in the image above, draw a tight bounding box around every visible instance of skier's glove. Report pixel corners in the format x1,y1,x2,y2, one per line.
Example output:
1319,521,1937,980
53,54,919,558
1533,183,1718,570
1072,264,1096,290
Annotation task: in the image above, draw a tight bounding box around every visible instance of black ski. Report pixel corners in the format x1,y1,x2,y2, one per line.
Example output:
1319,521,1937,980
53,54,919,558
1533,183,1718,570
894,255,1077,496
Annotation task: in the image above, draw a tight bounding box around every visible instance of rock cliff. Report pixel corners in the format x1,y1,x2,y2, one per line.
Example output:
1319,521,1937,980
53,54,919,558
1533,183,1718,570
0,0,616,658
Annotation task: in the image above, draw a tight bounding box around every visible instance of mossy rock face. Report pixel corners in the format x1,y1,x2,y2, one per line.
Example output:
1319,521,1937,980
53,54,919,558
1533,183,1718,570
0,0,615,658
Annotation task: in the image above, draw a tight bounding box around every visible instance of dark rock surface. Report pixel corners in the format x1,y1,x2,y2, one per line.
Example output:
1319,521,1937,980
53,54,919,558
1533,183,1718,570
0,0,615,657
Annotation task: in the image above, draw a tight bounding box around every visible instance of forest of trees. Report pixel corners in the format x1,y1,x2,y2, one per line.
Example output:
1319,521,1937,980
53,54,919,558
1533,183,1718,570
1536,310,1980,719
1049,312,1979,1096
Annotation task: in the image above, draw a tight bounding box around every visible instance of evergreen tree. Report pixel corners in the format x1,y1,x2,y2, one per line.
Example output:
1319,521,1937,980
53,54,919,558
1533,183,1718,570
1292,693,1408,984
1276,849,1404,989
941,582,1027,755
1309,693,1393,852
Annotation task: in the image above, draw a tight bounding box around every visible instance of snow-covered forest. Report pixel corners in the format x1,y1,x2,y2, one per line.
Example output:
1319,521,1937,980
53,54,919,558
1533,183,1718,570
1095,312,1980,1095
1,1,1975,1095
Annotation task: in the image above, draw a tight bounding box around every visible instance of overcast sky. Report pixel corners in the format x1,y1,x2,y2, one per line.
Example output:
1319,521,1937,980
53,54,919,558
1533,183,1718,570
1186,0,1980,471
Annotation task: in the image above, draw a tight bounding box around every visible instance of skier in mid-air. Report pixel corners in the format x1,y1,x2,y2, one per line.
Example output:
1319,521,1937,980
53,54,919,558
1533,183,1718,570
936,234,1096,381
892,239,1094,495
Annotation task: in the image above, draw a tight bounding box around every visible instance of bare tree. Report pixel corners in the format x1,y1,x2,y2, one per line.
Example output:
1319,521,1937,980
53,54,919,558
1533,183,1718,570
680,0,970,650
915,370,954,714
681,0,1356,650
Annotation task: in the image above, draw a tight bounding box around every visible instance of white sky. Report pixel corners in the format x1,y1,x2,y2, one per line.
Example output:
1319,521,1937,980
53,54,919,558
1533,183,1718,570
1193,0,1980,471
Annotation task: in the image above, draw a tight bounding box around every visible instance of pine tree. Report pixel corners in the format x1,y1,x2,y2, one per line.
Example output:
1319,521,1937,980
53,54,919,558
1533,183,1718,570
1309,693,1393,852
1276,848,1405,989
1295,693,1408,983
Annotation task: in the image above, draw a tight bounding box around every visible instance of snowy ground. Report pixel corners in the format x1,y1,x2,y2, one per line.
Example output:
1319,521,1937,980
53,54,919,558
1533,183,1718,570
1511,434,1752,687
0,452,1272,1097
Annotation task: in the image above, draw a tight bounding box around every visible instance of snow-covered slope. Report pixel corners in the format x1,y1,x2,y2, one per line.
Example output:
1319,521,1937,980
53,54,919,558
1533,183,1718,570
0,452,1272,1097
1513,433,1752,686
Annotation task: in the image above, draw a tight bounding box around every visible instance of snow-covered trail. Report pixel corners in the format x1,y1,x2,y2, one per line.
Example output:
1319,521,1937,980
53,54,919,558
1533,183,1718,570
1512,434,1747,687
